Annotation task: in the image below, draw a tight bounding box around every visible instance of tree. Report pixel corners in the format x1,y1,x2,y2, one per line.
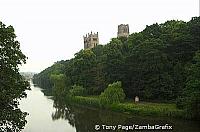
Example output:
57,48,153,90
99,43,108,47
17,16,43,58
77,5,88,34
33,16,200,109
50,74,67,97
92,45,107,94
0,21,29,131
125,38,174,100
70,49,97,94
103,38,125,84
177,51,200,120
33,60,66,89
99,81,125,106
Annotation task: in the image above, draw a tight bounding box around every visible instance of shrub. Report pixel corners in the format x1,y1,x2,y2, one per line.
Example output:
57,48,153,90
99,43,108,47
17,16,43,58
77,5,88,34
99,81,125,106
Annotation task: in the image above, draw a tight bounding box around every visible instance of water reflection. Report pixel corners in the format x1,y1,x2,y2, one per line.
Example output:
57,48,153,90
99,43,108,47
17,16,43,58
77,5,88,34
20,82,200,132
19,83,75,132
52,99,200,132
52,101,75,127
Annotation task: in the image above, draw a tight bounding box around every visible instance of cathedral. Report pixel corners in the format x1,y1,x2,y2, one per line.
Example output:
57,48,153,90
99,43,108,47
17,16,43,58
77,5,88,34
83,32,99,50
83,24,129,50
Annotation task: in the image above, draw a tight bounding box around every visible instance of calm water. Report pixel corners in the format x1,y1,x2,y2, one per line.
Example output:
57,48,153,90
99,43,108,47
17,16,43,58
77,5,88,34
19,81,200,132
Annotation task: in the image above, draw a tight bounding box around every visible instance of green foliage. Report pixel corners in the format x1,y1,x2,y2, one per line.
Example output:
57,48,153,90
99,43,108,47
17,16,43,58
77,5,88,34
0,21,29,131
99,81,125,106
69,85,86,96
50,74,67,97
33,60,66,89
177,51,200,120
71,96,100,107
125,38,175,100
33,17,200,118
103,39,126,84
69,50,100,94
70,95,184,118
110,102,184,118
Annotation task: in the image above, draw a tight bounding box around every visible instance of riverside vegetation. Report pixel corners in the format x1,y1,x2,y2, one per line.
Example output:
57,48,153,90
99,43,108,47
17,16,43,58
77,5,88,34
33,17,200,120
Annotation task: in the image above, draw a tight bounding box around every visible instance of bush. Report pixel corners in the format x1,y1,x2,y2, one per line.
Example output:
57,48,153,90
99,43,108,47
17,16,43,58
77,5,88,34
69,85,86,96
99,81,125,106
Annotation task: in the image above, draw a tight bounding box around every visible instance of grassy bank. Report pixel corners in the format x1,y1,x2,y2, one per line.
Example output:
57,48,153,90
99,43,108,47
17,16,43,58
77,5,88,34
69,96,185,119
70,96,100,107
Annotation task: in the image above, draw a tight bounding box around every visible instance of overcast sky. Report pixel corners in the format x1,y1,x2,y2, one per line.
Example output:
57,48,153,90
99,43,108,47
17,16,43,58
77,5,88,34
0,0,199,73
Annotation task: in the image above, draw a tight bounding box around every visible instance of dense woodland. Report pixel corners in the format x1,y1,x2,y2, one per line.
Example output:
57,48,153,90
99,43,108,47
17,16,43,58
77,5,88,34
33,17,200,119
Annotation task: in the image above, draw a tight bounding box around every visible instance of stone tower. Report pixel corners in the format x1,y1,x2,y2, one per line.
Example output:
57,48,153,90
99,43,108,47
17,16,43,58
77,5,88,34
83,32,99,49
117,24,129,37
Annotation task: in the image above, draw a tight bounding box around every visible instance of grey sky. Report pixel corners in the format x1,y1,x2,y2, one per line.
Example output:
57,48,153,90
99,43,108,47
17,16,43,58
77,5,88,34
0,0,199,73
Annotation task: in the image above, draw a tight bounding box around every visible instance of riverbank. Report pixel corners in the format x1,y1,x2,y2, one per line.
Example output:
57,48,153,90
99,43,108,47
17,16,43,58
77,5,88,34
19,84,200,132
69,96,185,119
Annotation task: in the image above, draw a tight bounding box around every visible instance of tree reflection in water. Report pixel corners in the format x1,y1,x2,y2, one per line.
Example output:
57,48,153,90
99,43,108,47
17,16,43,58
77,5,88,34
52,100,75,127
51,99,200,132
51,99,133,132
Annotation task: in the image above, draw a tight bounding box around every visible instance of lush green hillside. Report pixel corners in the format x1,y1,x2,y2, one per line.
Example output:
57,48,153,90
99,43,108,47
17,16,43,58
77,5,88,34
33,60,66,89
33,17,200,120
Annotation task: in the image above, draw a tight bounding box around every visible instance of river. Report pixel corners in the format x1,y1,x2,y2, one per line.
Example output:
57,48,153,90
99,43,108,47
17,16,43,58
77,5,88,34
19,81,200,132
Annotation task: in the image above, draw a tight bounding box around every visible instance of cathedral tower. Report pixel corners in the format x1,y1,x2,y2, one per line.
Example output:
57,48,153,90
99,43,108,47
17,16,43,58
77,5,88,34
83,32,99,49
117,24,129,37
